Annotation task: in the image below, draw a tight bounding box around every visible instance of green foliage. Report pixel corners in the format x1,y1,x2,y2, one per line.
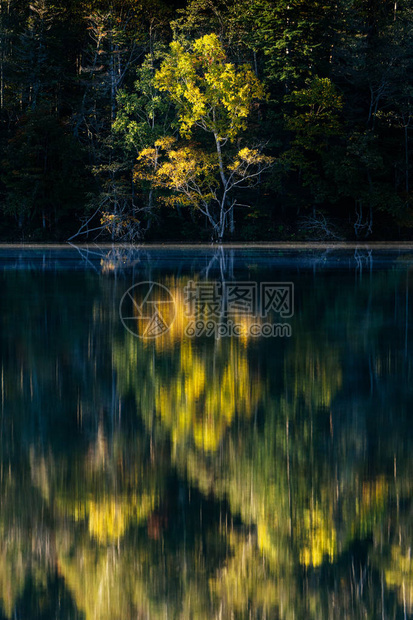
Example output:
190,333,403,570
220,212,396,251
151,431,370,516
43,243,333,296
281,78,343,203
114,49,172,152
231,0,340,87
2,0,413,239
154,33,266,140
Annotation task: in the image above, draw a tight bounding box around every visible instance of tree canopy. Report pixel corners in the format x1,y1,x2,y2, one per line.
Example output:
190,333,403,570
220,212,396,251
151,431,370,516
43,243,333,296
1,0,413,239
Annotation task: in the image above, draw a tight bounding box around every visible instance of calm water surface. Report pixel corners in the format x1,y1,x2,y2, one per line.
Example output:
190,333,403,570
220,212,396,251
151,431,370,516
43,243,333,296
1,245,413,619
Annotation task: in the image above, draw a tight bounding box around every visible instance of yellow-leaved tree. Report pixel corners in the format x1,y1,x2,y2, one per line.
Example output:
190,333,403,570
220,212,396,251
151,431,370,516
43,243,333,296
134,34,274,240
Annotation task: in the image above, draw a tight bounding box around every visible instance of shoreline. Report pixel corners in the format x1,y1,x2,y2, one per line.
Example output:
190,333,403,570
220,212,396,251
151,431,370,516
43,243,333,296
1,241,413,250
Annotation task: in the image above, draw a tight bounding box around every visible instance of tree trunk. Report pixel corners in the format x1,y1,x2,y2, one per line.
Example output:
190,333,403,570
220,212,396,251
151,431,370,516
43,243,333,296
229,206,234,235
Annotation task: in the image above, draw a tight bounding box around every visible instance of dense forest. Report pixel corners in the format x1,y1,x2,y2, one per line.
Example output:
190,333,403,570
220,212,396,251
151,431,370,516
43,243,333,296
1,0,413,241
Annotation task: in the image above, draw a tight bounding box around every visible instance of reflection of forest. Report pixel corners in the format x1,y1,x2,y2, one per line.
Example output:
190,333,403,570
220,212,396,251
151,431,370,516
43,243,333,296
1,258,413,619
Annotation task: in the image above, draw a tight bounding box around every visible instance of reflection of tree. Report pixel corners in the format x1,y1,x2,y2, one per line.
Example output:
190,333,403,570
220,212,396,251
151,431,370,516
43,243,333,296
0,466,64,618
24,434,171,620
2,256,413,618
167,266,413,618
209,532,295,618
115,276,262,452
154,340,257,451
286,334,342,411
383,546,413,614
56,536,159,620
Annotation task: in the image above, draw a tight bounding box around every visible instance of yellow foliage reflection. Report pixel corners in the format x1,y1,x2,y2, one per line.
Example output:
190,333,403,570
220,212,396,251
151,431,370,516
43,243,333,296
209,532,292,618
384,546,413,614
0,541,26,618
299,506,336,567
115,276,263,451
80,494,155,544
155,339,259,451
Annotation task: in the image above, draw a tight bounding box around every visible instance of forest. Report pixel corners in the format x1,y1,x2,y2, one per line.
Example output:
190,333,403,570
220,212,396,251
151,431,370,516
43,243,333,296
1,0,413,241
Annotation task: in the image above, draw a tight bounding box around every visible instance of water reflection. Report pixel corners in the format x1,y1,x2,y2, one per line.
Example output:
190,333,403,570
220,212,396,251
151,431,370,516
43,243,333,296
0,247,413,618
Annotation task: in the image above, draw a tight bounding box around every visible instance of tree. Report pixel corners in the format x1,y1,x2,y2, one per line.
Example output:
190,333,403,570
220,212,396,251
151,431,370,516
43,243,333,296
230,0,342,89
134,33,273,240
282,77,343,206
1,107,89,234
108,49,174,236
68,1,173,242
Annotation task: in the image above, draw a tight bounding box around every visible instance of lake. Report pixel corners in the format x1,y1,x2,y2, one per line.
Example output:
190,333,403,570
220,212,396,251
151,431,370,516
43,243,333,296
1,244,413,619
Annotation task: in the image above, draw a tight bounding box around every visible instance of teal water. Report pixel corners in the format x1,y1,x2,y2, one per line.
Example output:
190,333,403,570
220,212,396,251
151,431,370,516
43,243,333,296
1,245,413,619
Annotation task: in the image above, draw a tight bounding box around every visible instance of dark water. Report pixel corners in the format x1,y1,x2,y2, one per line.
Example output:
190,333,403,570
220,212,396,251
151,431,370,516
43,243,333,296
1,245,413,619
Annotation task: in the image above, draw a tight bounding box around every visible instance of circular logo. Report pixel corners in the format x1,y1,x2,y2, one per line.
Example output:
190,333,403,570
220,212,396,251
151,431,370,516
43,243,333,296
119,281,176,339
